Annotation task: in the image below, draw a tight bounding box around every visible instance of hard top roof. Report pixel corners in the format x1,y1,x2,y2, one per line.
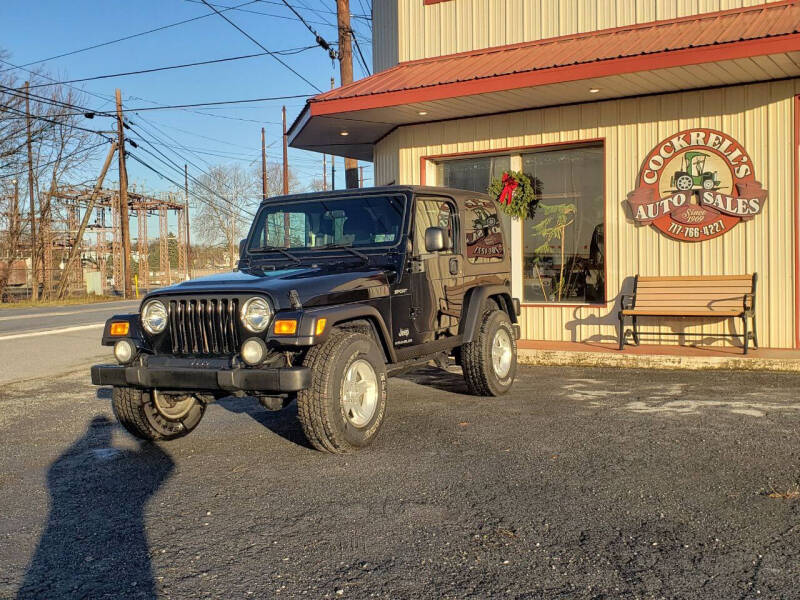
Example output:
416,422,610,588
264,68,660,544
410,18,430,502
258,185,490,206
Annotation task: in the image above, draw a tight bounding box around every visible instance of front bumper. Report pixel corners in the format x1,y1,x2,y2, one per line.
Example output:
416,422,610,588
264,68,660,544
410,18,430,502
91,362,310,393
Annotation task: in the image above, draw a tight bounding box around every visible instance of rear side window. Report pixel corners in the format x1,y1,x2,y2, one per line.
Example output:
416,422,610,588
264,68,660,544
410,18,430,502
414,198,457,255
464,197,505,263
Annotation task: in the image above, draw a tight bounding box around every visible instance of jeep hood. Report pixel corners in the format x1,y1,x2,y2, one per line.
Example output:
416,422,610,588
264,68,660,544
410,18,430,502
147,263,391,310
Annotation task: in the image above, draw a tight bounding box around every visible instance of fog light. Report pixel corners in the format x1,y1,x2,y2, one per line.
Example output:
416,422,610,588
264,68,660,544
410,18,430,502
241,338,267,366
114,339,135,364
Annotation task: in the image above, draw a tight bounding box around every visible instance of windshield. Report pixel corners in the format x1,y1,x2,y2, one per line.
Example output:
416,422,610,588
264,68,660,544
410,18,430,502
248,194,406,251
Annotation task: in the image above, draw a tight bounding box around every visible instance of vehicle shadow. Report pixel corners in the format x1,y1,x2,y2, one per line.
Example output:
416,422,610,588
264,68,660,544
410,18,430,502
215,396,314,449
396,364,471,395
17,415,174,600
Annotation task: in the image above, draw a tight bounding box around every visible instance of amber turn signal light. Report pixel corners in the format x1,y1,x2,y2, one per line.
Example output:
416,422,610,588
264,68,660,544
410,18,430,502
109,322,130,336
273,319,298,335
314,318,327,336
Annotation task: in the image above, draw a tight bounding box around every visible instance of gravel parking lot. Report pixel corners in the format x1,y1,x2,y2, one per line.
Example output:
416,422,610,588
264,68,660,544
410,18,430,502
1,364,799,599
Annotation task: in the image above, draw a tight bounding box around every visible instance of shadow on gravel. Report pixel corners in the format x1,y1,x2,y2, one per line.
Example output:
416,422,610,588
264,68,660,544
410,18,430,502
216,396,313,449
397,365,471,395
17,416,173,600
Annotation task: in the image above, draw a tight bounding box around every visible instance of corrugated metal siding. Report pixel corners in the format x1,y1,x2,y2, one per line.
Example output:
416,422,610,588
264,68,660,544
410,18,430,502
373,0,399,72
374,79,798,348
391,0,777,64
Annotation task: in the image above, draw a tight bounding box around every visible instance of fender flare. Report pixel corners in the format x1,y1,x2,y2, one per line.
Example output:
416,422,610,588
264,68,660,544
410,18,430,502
308,304,397,363
458,285,517,344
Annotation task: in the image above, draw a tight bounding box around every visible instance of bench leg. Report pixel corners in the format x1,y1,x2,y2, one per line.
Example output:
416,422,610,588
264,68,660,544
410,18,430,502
618,313,625,350
751,314,759,349
632,316,641,345
742,315,749,355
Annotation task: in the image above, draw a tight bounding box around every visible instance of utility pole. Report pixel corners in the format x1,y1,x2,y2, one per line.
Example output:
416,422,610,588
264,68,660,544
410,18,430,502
12,179,19,237
359,165,365,188
24,81,38,301
56,143,117,299
281,107,289,195
281,107,290,246
336,0,359,189
115,89,132,299
184,164,191,279
323,154,327,190
330,77,336,190
261,127,268,201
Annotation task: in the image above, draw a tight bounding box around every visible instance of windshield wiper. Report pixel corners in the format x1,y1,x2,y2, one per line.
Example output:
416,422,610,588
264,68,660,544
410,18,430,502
250,245,301,263
320,243,370,263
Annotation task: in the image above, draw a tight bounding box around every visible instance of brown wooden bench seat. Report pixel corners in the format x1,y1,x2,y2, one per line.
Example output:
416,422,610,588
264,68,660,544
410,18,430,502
618,274,757,354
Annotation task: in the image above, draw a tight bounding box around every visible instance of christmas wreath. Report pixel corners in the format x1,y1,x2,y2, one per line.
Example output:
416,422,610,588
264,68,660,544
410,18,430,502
487,170,538,220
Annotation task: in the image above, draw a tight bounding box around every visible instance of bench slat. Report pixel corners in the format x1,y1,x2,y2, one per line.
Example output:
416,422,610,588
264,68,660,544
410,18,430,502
621,309,744,316
633,292,747,300
636,281,752,289
637,275,753,282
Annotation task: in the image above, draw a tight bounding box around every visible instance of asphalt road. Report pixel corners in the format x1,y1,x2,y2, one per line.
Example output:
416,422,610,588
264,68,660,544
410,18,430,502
1,363,798,599
0,300,139,384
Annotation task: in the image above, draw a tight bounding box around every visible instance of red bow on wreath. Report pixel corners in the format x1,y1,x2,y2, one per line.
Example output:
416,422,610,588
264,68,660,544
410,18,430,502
497,172,518,206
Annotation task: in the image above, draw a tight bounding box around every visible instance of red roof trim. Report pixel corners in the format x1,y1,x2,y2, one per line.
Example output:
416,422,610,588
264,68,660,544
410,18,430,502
375,0,799,76
309,33,800,117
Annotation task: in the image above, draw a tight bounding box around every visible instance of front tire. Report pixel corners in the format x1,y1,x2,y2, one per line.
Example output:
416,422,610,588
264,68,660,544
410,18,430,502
461,309,517,396
112,386,205,441
297,330,388,453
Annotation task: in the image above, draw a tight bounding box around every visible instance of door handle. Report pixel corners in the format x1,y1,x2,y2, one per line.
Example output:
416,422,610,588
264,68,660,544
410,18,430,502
449,257,459,276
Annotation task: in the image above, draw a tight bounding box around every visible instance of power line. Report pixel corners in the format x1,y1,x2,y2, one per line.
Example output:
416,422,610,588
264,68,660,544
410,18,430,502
279,0,337,60
2,84,309,117
256,0,370,21
351,29,371,76
25,47,318,90
127,152,251,221
0,104,112,139
0,0,261,75
1,140,108,178
198,0,323,93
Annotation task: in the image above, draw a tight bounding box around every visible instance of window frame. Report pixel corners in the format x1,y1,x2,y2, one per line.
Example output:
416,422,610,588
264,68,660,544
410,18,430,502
421,138,607,308
245,193,410,255
413,195,460,256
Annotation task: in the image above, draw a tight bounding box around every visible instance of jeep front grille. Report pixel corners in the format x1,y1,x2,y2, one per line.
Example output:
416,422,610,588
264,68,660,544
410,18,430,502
167,298,240,355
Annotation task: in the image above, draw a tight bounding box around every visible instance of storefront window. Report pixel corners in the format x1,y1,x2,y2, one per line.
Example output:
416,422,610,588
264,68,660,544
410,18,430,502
437,154,512,242
439,155,510,193
521,145,604,304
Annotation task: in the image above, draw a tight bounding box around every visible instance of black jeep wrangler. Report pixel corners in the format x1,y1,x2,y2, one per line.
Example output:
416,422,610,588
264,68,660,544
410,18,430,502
92,186,520,452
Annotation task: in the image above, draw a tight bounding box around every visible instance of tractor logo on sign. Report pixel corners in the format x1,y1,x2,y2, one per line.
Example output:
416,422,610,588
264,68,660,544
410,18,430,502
627,128,767,242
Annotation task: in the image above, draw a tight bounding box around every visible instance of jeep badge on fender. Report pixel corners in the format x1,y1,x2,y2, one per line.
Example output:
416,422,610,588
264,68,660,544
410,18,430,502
91,186,521,453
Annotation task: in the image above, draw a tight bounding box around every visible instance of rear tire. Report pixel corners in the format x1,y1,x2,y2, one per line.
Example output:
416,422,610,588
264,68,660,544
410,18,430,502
112,386,205,441
297,330,388,453
461,309,517,396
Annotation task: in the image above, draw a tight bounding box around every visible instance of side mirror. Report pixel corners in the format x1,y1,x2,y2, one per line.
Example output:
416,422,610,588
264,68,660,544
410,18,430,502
238,238,247,258
424,227,447,253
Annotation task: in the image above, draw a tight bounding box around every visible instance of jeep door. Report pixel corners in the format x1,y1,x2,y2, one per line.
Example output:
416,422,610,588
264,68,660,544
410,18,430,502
408,197,462,344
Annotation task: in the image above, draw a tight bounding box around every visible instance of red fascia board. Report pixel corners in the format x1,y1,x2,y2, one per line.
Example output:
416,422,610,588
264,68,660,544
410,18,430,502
309,34,800,117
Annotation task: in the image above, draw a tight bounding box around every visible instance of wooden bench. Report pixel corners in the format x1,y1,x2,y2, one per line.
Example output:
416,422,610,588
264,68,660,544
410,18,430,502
618,274,757,354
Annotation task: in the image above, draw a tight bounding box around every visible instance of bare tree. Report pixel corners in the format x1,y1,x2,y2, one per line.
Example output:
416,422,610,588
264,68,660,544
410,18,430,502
190,164,258,269
0,48,101,299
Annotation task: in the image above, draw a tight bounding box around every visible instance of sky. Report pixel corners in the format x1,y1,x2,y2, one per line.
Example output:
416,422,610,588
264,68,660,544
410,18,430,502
0,0,374,198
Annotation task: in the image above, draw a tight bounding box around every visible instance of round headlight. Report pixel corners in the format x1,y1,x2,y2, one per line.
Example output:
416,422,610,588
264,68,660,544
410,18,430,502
241,297,272,332
141,300,168,334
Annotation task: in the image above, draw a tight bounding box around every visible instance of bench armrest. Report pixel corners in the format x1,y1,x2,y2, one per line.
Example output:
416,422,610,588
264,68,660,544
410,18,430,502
743,292,755,312
620,294,635,310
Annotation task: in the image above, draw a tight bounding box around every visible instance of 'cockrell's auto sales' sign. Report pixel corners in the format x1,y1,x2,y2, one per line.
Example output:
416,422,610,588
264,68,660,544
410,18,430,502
627,128,767,242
